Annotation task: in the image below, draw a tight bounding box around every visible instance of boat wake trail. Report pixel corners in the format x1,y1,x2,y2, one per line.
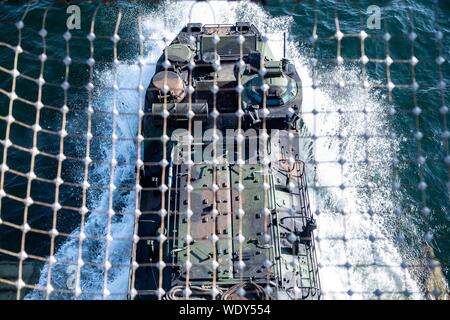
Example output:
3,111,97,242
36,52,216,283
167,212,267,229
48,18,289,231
29,0,422,299
294,59,422,299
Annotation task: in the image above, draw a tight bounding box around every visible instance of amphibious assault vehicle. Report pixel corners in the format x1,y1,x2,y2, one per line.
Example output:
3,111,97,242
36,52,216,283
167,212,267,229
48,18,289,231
132,22,321,300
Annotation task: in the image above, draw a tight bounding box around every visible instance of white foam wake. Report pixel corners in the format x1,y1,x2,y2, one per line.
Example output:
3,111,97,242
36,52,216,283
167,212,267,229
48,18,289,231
27,22,164,300
294,58,423,299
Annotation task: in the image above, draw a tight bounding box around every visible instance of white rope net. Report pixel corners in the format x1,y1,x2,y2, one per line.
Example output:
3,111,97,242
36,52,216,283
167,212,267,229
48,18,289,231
0,0,448,300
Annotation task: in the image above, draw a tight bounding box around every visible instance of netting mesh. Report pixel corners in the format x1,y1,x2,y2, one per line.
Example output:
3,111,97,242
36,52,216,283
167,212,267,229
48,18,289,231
0,0,448,300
